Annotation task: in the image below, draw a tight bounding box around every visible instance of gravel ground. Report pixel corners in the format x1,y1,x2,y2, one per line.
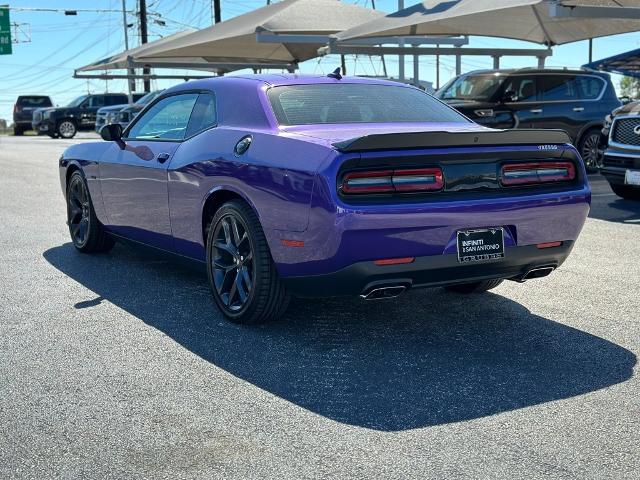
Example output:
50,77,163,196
0,134,638,479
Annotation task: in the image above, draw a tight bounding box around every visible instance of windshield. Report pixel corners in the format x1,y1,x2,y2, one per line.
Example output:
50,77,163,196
66,95,88,107
436,74,505,101
135,90,164,105
267,84,468,126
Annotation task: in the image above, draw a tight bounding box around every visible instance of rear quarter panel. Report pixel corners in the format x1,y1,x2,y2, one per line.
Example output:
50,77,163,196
167,127,333,261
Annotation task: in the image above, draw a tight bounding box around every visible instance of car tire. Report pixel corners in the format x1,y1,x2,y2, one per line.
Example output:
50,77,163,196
57,119,77,139
206,200,290,324
578,128,603,172
66,171,115,253
610,183,640,200
13,126,24,136
445,278,504,294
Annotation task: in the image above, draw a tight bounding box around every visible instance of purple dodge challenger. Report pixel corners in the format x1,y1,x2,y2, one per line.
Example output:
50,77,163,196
59,74,591,324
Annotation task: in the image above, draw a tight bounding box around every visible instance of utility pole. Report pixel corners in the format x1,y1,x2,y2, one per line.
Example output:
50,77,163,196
213,0,221,24
122,0,134,103
139,0,150,92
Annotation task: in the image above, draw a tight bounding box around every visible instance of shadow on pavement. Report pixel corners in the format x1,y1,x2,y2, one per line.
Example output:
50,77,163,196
44,243,636,431
588,174,640,224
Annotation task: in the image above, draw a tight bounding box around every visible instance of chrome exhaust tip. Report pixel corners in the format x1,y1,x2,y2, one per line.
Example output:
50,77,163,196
520,266,555,281
360,285,407,300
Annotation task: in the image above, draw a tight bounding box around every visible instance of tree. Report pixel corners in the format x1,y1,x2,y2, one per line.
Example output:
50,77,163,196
620,76,640,99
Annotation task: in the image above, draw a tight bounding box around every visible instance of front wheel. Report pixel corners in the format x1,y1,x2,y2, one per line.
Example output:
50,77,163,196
206,200,289,324
445,279,504,294
67,171,115,253
57,120,77,139
610,183,640,200
578,128,602,172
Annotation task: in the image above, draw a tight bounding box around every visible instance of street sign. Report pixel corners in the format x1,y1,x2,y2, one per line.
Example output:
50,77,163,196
0,5,12,55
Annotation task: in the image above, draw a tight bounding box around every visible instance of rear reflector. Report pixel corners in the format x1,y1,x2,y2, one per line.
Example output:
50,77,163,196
281,239,304,247
373,257,415,266
342,168,443,194
537,241,562,249
501,162,575,186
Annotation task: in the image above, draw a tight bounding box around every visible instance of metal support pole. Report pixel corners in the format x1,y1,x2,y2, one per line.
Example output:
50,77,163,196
341,54,346,76
413,55,419,87
588,38,593,63
398,0,405,81
455,51,461,75
493,56,500,69
538,56,545,68
436,43,440,90
121,0,134,104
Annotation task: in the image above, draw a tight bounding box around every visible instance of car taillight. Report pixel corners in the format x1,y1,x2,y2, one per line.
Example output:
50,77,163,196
341,168,443,194
500,162,575,186
13,104,19,114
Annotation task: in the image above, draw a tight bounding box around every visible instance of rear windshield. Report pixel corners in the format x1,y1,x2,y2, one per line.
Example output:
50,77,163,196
267,84,468,126
18,97,52,107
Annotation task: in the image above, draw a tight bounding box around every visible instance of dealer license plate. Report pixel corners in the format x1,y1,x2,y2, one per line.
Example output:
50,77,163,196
625,169,640,186
457,228,505,263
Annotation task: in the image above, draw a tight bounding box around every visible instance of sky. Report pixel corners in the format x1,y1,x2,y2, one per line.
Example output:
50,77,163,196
1,0,640,122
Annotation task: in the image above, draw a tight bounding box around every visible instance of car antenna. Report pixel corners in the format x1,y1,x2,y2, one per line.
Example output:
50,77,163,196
327,67,342,80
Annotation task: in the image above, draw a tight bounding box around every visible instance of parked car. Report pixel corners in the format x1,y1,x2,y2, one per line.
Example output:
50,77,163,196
33,93,129,139
94,91,162,133
13,95,53,135
113,90,165,130
601,100,640,200
94,93,146,133
59,74,590,324
435,68,621,170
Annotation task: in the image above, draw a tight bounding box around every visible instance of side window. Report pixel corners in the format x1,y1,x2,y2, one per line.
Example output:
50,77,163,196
126,93,198,141
575,76,604,100
106,95,127,106
89,96,106,108
502,76,537,102
185,93,217,138
540,75,579,101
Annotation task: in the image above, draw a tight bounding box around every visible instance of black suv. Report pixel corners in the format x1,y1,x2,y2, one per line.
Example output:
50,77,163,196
13,96,53,135
601,100,640,200
436,69,621,170
33,93,128,139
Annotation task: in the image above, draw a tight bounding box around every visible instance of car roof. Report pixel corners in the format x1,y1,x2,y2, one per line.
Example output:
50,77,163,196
461,68,609,77
164,74,412,95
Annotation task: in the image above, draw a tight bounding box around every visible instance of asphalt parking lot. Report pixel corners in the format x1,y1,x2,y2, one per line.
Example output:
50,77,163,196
1,134,638,479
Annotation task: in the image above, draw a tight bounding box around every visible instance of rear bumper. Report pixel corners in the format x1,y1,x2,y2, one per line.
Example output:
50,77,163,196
283,242,574,298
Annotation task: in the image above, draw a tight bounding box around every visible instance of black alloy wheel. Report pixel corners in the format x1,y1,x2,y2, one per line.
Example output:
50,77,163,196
66,171,114,253
206,200,289,324
67,174,91,248
211,212,255,312
579,129,603,171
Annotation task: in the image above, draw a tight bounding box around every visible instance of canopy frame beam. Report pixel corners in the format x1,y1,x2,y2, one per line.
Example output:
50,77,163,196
549,3,640,20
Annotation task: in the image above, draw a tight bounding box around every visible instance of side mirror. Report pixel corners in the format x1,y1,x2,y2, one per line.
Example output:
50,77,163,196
502,90,517,103
100,123,125,149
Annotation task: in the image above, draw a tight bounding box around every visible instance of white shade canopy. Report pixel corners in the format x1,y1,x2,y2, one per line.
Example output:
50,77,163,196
133,0,383,65
335,0,640,46
77,30,198,72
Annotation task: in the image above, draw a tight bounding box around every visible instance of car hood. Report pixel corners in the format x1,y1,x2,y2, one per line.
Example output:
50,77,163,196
280,122,491,148
98,104,128,113
440,99,495,110
612,101,640,118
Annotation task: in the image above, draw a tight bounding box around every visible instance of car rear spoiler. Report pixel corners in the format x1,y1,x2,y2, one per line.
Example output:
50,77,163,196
332,129,572,152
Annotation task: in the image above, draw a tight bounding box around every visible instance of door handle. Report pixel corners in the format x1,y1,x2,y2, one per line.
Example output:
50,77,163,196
573,107,585,112
530,109,543,114
156,152,170,164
